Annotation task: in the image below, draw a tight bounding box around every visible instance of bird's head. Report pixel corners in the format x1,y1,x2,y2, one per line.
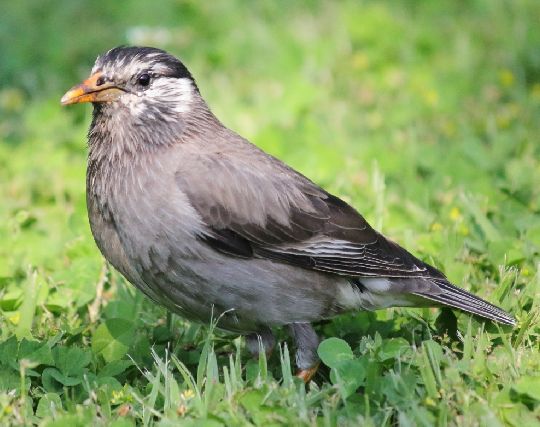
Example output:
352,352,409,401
61,46,199,123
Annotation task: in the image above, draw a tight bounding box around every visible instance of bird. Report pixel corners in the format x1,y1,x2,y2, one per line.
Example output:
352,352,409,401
61,46,515,382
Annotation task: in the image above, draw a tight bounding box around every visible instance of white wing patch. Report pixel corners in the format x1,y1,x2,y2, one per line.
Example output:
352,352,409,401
337,281,416,311
361,278,391,292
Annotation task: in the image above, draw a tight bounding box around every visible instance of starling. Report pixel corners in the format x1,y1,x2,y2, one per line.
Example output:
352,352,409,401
61,46,515,382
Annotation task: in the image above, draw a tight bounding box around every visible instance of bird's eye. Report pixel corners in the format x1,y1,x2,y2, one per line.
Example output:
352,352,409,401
137,73,151,87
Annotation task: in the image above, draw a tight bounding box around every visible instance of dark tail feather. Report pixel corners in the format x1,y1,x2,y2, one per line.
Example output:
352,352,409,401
414,280,516,326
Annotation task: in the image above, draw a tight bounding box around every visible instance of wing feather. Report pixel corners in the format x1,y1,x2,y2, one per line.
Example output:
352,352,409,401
176,137,437,279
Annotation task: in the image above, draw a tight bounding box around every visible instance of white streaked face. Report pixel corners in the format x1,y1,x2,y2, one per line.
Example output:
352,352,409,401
92,51,195,118
62,47,198,122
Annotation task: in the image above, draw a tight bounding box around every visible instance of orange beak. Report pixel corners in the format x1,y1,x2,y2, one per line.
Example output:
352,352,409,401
61,72,125,106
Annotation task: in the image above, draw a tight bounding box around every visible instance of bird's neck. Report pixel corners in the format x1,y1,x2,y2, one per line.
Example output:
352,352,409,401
89,107,174,162
86,98,223,199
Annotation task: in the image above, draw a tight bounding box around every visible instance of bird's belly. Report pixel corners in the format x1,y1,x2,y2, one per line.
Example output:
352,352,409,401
134,240,345,332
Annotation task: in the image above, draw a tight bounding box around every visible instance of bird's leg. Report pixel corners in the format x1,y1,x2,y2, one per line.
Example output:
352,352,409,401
245,327,275,359
289,322,320,383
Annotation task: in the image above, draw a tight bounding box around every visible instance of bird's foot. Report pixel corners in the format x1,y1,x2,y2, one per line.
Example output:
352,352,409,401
296,361,320,383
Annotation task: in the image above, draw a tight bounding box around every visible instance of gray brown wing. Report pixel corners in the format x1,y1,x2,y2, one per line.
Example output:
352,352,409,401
175,139,439,279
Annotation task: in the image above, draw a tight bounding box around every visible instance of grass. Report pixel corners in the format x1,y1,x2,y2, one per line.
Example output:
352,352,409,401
1,0,539,425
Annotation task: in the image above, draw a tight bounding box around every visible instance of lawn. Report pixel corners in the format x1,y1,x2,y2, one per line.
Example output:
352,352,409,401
1,0,539,425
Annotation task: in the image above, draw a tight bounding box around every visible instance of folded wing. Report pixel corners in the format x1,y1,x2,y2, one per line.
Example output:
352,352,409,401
175,137,436,280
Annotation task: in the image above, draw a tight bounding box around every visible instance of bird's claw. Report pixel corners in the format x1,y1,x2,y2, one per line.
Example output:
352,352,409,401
296,362,320,383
